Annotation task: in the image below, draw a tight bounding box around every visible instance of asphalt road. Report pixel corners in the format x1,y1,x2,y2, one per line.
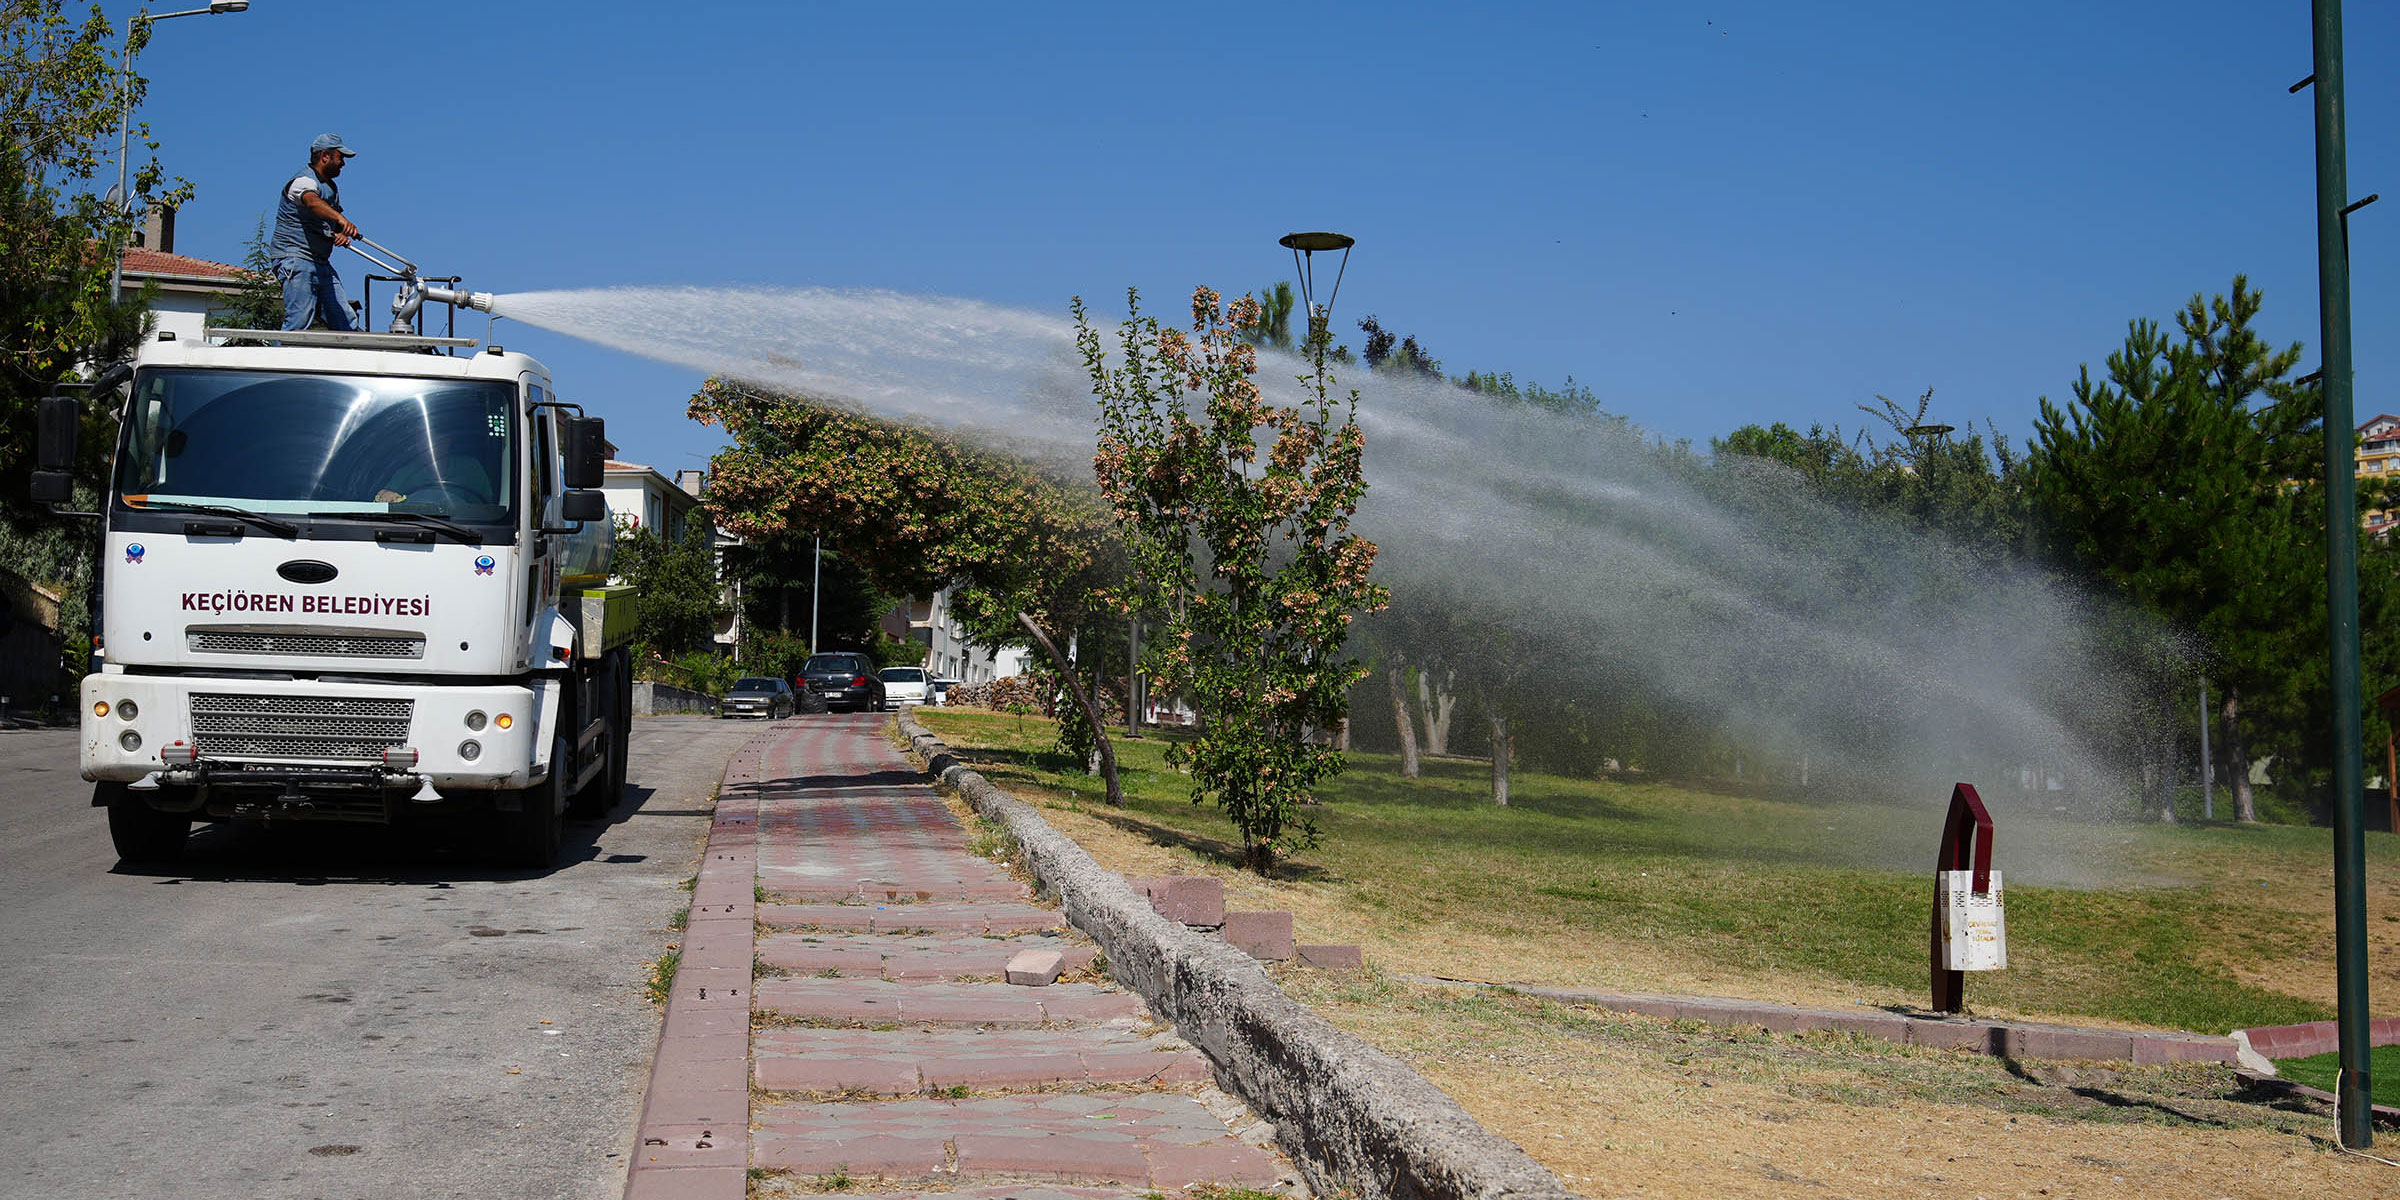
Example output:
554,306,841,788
0,713,769,1200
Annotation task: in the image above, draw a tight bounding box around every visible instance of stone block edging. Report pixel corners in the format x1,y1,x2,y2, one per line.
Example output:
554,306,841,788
896,710,1580,1200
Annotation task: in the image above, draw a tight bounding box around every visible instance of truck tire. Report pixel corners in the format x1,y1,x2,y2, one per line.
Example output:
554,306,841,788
101,780,191,866
569,654,631,818
608,655,632,805
499,733,568,868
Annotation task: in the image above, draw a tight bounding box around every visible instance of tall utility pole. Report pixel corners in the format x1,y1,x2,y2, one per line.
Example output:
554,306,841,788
809,536,822,653
2304,0,2374,1149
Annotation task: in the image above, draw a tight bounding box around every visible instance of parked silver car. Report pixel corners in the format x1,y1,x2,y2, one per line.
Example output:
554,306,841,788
720,676,796,719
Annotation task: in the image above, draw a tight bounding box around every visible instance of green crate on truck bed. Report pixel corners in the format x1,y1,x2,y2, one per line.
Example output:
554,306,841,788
568,585,638,656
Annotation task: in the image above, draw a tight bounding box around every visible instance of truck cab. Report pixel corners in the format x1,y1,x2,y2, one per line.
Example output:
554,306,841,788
38,328,636,868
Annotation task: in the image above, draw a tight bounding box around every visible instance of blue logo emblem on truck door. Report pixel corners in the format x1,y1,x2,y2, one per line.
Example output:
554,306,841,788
474,555,496,576
125,543,145,564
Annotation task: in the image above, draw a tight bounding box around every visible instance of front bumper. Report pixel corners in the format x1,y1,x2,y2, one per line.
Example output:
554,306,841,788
722,697,780,717
81,672,545,790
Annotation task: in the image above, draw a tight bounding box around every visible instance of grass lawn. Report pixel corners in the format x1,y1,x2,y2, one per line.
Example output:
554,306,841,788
2274,1044,2400,1107
917,708,2400,1035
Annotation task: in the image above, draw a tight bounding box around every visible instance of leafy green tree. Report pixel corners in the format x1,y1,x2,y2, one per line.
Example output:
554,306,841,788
1457,369,1604,419
613,520,724,656
1355,314,1440,378
1714,391,2033,568
205,214,284,335
1238,281,1295,351
2026,277,2368,822
1083,286,1387,873
3,2,195,675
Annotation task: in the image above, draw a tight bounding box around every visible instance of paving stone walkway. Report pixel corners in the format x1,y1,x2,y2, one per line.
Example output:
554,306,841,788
627,713,1293,1199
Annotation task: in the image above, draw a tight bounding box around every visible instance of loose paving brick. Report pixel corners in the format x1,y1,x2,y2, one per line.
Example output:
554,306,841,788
1130,875,1227,928
1007,948,1067,986
1220,911,1294,961
1296,944,1364,970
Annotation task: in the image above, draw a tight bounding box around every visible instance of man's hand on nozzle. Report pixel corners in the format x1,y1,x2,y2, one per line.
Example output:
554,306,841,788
334,217,358,246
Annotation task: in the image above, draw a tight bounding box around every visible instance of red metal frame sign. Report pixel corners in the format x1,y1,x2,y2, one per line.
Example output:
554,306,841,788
1931,782,1993,1014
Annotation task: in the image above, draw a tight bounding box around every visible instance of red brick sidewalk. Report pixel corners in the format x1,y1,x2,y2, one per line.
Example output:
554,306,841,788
627,715,1293,1199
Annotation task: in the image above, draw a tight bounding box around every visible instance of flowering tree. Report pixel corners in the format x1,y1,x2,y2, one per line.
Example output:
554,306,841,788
1080,286,1387,873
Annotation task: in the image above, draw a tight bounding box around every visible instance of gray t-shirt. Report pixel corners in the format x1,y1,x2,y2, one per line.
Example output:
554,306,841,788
270,168,342,264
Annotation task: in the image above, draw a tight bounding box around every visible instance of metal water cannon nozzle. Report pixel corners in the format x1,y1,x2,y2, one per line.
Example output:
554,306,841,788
422,286,495,313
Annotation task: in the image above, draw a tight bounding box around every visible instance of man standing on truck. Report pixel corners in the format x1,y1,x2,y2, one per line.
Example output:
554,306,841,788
275,133,363,331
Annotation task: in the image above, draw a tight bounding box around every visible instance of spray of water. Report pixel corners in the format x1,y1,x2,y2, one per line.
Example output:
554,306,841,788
492,286,2174,879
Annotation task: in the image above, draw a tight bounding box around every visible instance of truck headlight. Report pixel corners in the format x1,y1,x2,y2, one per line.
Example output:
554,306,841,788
465,710,487,731
119,730,142,752
117,699,138,721
459,740,482,762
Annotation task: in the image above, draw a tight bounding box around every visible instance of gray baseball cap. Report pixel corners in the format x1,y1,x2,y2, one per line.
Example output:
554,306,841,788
309,133,357,158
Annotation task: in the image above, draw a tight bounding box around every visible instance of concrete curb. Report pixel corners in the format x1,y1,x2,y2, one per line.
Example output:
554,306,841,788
621,725,774,1200
1423,979,2239,1065
2234,1016,2400,1064
897,710,1581,1200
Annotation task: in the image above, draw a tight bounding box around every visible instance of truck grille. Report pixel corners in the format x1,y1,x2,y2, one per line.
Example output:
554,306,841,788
190,693,414,762
187,628,426,659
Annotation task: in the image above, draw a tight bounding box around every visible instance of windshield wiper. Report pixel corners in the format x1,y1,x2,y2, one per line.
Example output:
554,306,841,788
308,510,485,545
133,500,299,538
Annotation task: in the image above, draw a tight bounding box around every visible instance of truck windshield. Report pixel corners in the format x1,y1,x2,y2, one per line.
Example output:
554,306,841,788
114,368,517,524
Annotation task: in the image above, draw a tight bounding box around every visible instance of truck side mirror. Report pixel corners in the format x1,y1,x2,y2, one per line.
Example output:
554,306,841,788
562,416,607,490
560,490,608,524
36,395,77,470
31,395,79,506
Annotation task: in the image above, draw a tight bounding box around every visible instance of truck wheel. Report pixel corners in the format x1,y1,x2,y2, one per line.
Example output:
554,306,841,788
608,661,632,806
101,780,191,866
499,734,568,868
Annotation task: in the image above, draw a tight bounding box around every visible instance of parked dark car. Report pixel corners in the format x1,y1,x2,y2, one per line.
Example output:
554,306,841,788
720,676,795,720
797,653,886,713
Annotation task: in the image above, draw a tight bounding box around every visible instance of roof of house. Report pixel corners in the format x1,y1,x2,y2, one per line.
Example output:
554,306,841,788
2360,414,2400,435
120,247,244,283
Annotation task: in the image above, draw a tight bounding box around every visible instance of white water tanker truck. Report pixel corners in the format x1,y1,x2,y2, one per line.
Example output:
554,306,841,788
31,258,634,868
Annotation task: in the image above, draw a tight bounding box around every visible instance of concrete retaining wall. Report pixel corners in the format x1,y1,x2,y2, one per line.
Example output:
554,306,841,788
633,680,717,716
897,710,1580,1200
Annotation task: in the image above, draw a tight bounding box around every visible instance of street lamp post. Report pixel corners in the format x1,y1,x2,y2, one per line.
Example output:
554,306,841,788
108,2,249,300
2300,0,2373,1149
1278,231,1356,370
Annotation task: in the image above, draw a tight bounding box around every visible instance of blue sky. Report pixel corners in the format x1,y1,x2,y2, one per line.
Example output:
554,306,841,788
117,1,2397,475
